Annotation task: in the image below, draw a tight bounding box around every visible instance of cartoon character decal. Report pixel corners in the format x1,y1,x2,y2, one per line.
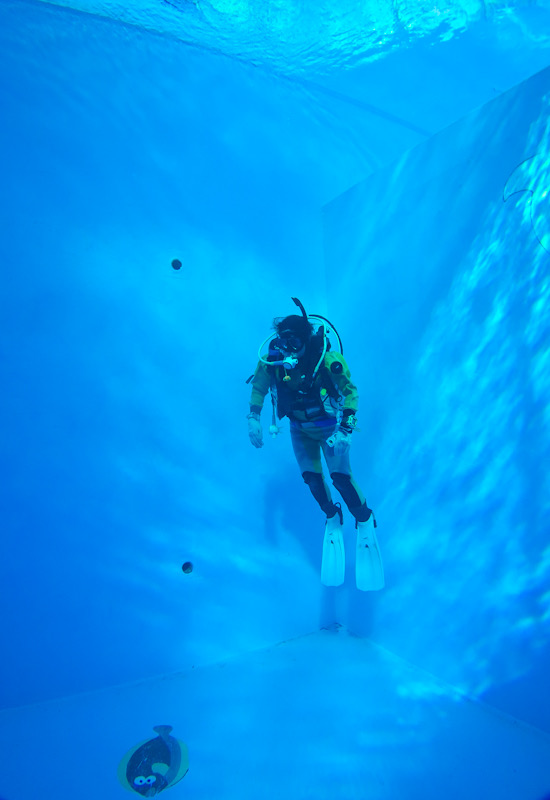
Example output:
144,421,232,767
118,725,189,796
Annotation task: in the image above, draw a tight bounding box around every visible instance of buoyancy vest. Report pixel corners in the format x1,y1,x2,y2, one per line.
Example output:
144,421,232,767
267,335,341,421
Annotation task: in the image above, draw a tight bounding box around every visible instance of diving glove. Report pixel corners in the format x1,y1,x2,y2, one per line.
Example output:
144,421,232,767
326,429,352,456
248,412,263,448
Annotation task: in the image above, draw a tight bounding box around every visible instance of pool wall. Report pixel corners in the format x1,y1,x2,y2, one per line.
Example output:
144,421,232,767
2,1,550,798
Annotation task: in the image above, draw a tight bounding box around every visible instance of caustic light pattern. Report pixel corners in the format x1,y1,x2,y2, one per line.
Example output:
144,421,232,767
35,0,550,74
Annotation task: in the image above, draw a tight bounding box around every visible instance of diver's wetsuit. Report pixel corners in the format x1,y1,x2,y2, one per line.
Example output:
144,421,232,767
249,345,370,522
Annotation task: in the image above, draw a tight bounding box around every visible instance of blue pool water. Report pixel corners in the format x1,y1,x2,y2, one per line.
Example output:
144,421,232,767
2,1,550,798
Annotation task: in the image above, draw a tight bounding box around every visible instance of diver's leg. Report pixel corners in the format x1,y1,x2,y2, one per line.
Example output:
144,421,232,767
322,439,373,522
302,471,341,517
322,436,382,589
291,424,340,517
330,472,372,522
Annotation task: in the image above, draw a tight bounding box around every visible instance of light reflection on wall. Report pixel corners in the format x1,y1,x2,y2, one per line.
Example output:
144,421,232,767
390,97,550,696
326,72,550,710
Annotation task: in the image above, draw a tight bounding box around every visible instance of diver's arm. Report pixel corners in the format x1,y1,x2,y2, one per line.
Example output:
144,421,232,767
325,353,359,416
324,353,359,454
248,361,271,448
249,361,271,413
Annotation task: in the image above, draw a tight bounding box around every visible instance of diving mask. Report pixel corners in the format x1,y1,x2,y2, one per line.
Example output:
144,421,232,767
275,332,304,354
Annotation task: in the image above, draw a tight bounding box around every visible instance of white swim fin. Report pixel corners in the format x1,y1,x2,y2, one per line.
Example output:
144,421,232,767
356,514,384,591
321,506,345,586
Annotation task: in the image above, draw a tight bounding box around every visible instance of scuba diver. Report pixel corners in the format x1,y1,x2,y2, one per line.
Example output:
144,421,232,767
247,298,384,591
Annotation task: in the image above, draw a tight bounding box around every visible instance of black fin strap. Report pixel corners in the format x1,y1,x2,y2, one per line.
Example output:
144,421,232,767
355,507,377,528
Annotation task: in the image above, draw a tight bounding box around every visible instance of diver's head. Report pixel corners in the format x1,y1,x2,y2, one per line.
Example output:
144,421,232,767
273,314,313,356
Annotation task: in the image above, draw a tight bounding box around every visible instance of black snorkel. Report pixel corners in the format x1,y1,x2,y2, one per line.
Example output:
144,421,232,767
292,296,343,355
291,296,309,321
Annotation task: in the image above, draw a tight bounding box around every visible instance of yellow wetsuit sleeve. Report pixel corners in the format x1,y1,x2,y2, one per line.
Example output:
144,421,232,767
324,352,359,414
249,360,272,414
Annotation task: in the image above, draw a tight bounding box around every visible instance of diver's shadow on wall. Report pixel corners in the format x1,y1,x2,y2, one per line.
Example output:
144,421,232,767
262,472,377,631
345,575,377,638
262,471,323,565
262,471,340,625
